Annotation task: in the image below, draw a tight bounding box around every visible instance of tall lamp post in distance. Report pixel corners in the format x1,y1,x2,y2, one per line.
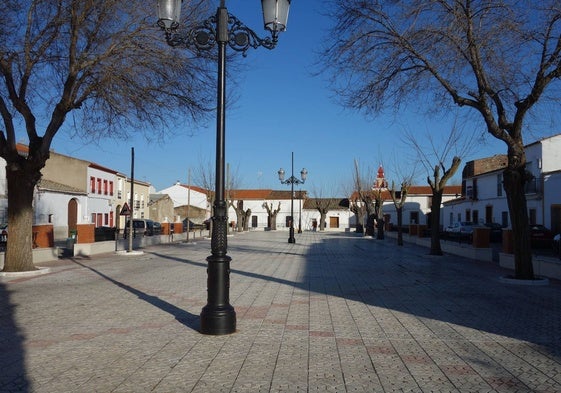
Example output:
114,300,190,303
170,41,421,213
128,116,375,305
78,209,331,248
278,152,307,243
157,0,291,335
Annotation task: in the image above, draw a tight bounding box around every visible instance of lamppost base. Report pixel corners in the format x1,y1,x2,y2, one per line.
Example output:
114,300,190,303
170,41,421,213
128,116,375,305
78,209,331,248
288,227,296,243
200,305,236,335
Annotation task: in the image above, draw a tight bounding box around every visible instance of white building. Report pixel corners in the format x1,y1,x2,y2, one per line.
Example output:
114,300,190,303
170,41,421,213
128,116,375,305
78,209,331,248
442,133,561,235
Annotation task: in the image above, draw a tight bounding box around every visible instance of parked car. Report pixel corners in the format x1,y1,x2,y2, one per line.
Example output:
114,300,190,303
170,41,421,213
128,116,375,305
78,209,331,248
153,221,162,235
124,219,160,238
481,222,504,242
444,221,475,238
529,224,553,248
183,218,206,231
94,226,116,242
0,224,7,247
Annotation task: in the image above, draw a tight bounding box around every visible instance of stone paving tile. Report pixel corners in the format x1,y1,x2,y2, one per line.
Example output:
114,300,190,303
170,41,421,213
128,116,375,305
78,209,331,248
3,230,561,392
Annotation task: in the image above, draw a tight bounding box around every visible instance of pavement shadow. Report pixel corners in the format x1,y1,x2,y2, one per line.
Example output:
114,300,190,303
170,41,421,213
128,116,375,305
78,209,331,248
70,259,199,331
306,233,561,356
0,282,30,392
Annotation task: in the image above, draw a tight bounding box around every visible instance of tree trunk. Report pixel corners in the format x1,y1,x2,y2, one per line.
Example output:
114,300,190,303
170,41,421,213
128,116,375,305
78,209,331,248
429,191,444,255
320,213,326,231
3,166,37,272
376,216,385,239
503,166,534,279
397,207,403,246
243,209,251,231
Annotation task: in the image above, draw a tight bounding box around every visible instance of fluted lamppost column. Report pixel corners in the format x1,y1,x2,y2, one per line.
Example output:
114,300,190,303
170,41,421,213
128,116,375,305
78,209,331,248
157,0,291,335
278,152,307,243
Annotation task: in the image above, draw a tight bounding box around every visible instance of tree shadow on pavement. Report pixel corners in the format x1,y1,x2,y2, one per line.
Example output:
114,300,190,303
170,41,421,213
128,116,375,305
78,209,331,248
71,259,200,331
0,281,30,392
307,233,561,357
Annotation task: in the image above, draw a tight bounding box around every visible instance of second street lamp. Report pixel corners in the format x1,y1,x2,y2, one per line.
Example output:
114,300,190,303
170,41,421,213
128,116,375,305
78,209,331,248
278,152,307,243
157,0,290,335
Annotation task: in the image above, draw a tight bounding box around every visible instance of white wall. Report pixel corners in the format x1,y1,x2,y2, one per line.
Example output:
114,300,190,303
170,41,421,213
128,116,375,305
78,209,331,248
34,193,88,240
158,184,208,210
540,135,561,173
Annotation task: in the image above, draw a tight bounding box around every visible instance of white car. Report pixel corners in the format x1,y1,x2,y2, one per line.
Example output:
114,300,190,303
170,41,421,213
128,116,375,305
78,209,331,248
445,222,475,237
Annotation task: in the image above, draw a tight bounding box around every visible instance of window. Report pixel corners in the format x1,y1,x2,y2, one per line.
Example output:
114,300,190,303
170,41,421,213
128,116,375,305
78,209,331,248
104,213,109,225
109,181,114,196
103,180,108,195
110,211,114,227
529,209,537,225
497,173,503,197
501,211,509,227
90,177,96,193
91,213,96,224
97,178,102,194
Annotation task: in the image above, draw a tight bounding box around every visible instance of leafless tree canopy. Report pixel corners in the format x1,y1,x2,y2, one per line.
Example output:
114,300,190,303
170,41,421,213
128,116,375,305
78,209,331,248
321,0,561,143
0,0,215,154
322,0,561,279
0,0,217,272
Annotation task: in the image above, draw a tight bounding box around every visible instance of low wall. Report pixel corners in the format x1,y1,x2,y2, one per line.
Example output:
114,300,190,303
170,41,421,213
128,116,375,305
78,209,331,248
499,253,561,280
386,231,493,262
0,247,62,269
1,231,196,269
410,235,493,262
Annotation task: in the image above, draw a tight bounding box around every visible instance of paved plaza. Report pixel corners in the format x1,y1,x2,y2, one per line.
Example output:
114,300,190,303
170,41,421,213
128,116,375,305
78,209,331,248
1,230,561,392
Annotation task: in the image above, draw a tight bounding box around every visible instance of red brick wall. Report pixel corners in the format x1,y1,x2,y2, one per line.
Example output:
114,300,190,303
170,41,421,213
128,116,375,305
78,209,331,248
32,224,54,248
76,224,95,244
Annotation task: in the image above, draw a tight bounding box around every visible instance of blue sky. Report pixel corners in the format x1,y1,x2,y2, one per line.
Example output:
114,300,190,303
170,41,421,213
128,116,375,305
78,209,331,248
50,1,532,195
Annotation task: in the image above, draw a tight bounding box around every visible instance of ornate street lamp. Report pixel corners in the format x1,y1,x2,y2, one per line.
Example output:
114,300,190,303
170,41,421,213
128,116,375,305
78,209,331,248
278,152,307,243
157,0,291,335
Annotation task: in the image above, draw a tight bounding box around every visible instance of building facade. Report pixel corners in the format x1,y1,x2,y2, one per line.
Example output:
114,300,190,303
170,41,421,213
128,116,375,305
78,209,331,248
442,134,561,235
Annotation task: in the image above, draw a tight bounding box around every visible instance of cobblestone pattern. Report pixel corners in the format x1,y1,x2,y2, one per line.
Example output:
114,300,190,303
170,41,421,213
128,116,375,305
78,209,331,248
1,231,561,392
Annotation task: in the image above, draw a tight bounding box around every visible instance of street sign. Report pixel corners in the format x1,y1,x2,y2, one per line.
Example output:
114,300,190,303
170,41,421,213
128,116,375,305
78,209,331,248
120,202,131,216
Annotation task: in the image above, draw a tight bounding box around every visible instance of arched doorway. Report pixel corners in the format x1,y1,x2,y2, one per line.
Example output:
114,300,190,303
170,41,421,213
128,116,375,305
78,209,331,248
67,199,78,237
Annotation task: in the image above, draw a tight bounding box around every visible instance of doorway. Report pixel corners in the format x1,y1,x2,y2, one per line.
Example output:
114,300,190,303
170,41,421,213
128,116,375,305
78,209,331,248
67,199,78,236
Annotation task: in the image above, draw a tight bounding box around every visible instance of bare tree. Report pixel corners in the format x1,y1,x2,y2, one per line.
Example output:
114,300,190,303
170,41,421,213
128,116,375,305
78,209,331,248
193,155,216,236
229,200,249,232
0,0,214,272
226,165,249,233
371,188,384,238
389,180,412,246
321,1,561,279
313,199,331,231
404,124,472,255
352,159,376,234
263,202,281,230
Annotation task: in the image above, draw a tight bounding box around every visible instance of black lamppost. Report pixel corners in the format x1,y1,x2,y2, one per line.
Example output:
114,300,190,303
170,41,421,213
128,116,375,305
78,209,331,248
278,152,307,243
157,0,291,335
